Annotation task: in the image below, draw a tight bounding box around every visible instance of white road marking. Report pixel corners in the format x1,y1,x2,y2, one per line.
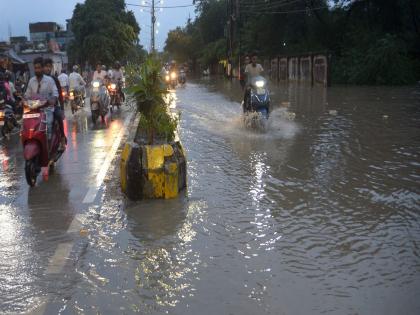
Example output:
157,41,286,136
82,112,133,203
39,111,135,314
66,213,86,234
45,242,74,274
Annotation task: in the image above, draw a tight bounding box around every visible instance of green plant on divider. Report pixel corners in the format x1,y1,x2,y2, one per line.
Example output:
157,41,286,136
127,55,178,144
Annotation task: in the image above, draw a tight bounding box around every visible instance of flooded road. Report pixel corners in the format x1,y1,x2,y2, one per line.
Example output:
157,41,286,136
1,80,420,314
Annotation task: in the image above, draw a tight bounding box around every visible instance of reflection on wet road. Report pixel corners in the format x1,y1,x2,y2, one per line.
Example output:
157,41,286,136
1,81,420,314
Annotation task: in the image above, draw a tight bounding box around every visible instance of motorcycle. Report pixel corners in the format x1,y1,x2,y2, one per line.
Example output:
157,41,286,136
164,71,177,89
21,99,66,186
0,99,19,139
69,88,83,114
242,76,270,130
90,80,110,124
179,70,186,85
107,80,121,113
61,89,68,107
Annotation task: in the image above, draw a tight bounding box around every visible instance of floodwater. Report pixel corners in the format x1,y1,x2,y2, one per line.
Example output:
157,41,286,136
1,79,420,314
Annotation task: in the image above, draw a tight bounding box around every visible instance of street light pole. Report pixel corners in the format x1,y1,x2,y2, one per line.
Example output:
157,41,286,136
151,0,156,52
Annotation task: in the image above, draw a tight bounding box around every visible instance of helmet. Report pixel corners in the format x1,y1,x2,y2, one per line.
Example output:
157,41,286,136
102,65,107,71
72,65,79,72
115,61,121,68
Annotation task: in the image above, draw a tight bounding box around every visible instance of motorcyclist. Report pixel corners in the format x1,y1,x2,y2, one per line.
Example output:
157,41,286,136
244,52,264,109
24,57,58,140
169,60,178,74
92,63,107,84
110,61,125,101
58,69,69,94
69,65,86,98
44,58,66,151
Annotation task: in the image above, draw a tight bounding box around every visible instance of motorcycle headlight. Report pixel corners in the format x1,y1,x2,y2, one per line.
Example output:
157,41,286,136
255,80,265,88
111,83,116,89
165,75,170,81
93,81,100,88
70,92,74,97
170,72,177,79
0,111,4,119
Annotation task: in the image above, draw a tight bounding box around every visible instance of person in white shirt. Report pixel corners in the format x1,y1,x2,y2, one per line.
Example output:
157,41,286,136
58,69,69,92
24,57,58,139
110,61,125,101
244,52,264,106
69,65,86,91
92,63,107,84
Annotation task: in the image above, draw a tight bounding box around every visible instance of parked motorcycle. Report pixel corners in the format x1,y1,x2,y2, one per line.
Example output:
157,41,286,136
90,80,110,124
242,76,270,130
69,89,83,114
0,99,19,139
21,99,66,186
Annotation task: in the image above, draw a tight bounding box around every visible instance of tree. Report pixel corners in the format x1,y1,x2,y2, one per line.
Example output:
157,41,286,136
164,27,193,62
69,0,140,66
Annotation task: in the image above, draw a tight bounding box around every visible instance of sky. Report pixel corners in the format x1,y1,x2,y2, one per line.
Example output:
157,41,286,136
0,0,196,51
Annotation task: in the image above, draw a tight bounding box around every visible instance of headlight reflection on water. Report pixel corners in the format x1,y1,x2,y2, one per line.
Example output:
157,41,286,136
134,200,206,308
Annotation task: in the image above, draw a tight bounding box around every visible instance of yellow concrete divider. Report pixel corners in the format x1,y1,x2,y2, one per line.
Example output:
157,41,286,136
120,114,187,200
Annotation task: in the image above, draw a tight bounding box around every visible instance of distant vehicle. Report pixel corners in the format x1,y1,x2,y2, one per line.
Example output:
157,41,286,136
242,76,270,130
107,79,122,113
90,80,109,124
164,70,177,89
69,89,84,114
179,69,186,85
0,100,18,139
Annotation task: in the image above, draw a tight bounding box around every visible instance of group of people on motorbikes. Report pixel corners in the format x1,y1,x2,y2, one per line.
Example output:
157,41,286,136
161,61,187,88
0,54,126,148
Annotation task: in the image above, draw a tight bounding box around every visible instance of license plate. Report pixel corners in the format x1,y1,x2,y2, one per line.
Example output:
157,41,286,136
256,88,266,95
0,121,4,126
69,96,75,100
23,113,41,119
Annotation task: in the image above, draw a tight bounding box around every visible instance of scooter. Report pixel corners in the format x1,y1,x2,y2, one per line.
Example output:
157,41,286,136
0,99,19,139
90,80,110,124
69,89,83,114
242,76,270,130
21,99,65,186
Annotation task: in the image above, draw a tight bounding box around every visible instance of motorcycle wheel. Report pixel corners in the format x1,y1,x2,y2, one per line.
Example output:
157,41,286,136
91,110,98,124
25,159,38,187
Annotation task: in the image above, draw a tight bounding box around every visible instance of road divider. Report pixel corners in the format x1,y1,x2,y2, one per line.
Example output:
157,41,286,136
120,113,187,200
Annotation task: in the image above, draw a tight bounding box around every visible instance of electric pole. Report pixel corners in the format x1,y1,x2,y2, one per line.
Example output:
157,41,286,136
151,0,156,52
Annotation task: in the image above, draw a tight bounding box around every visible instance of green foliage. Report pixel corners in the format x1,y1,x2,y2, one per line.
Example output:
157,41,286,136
69,0,140,65
126,56,178,144
333,34,418,85
165,0,420,85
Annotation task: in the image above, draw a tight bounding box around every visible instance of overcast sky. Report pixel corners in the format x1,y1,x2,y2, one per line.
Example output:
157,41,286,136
0,0,196,51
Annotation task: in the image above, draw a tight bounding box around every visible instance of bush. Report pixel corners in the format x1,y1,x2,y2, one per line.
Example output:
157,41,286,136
126,56,178,144
333,34,418,85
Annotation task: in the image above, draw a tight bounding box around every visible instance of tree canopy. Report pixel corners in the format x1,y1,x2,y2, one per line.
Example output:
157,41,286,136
69,0,140,66
164,0,420,85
